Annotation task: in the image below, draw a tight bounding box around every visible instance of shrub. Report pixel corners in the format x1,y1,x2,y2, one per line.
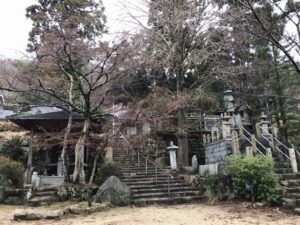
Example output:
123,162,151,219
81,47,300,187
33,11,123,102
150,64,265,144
57,183,89,201
226,156,282,205
0,137,26,163
94,161,122,185
195,171,219,204
0,156,25,188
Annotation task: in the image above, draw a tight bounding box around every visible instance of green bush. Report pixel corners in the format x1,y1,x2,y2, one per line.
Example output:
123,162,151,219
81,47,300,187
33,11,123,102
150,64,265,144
226,156,282,205
0,137,26,163
57,183,89,201
201,171,219,204
0,156,25,188
94,161,122,185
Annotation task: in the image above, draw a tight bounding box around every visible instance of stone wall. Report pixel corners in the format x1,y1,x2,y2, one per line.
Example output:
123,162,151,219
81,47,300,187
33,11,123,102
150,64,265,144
0,188,27,205
204,138,232,174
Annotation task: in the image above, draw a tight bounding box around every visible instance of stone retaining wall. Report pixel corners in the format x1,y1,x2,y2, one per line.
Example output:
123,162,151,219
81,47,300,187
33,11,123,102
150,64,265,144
204,138,232,174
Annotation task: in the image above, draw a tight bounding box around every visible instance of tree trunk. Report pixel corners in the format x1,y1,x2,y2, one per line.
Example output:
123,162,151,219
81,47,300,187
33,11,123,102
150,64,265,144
73,117,91,183
61,108,72,182
177,109,189,168
88,152,100,185
176,68,189,168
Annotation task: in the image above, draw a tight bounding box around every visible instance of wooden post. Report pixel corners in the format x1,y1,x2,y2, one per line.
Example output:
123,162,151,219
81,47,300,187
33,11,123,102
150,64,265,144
26,126,34,184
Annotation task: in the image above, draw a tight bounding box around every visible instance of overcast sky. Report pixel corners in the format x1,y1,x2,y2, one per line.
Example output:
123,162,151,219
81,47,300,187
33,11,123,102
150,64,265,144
0,0,143,59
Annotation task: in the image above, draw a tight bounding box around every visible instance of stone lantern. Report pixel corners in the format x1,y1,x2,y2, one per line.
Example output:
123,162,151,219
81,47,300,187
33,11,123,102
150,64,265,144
166,141,178,170
259,112,270,136
224,90,235,113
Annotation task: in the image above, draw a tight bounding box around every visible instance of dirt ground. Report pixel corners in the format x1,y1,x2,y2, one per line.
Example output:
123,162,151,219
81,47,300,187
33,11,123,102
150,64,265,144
0,203,299,225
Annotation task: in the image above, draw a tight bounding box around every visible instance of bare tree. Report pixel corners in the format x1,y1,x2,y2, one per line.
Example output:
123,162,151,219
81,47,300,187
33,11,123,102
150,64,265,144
231,0,300,74
125,0,227,167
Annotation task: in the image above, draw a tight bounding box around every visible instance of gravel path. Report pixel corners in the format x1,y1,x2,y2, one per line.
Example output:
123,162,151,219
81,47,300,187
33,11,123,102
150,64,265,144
0,203,299,225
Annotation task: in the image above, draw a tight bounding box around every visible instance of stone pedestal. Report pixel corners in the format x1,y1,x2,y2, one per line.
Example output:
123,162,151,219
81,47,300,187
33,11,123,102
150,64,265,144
246,147,253,157
166,141,178,170
169,150,177,170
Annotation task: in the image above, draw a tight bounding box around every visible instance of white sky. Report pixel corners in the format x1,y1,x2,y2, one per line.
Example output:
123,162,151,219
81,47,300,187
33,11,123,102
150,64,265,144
0,0,144,59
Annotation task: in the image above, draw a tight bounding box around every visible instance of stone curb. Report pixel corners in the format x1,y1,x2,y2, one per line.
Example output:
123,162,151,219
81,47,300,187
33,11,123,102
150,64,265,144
13,203,110,221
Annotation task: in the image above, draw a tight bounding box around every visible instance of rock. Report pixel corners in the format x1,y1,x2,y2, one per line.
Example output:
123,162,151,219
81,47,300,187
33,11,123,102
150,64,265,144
43,210,64,219
69,204,82,215
253,202,267,208
95,176,131,206
280,180,289,186
294,208,300,214
0,187,5,203
26,212,43,220
282,198,296,209
13,209,28,221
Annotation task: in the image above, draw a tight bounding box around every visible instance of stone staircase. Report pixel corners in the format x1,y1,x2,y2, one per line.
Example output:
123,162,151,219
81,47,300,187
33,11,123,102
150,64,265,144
273,150,300,213
113,147,203,205
28,186,59,207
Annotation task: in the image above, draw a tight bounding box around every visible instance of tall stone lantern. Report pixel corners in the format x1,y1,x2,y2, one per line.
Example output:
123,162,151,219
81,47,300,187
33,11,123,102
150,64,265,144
166,141,178,170
224,90,235,114
259,112,270,136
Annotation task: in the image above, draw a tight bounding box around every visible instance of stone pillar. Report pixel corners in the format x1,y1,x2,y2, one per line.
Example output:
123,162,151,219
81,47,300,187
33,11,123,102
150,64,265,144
57,157,64,176
232,130,240,155
211,130,215,142
207,134,211,143
246,147,253,157
203,134,207,145
216,130,220,140
222,114,231,139
266,148,272,158
251,135,257,154
105,147,113,161
289,148,298,173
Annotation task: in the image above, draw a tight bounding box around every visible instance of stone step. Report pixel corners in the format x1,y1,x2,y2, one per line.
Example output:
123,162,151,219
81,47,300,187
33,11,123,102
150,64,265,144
132,190,200,199
283,187,300,193
275,168,294,174
35,186,58,192
122,169,160,174
122,171,168,177
285,193,300,199
280,179,300,187
133,195,203,205
122,177,182,183
131,186,196,194
33,191,57,197
278,173,300,180
122,165,157,170
124,179,182,186
127,183,190,190
121,174,168,179
28,196,59,207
